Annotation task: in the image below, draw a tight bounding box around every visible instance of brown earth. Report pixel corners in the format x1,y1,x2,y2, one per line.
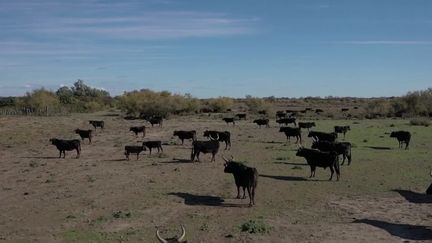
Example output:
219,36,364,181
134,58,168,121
0,113,431,242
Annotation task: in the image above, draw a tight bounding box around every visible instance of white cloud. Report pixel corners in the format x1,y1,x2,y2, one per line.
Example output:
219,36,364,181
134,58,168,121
0,8,259,40
329,41,432,45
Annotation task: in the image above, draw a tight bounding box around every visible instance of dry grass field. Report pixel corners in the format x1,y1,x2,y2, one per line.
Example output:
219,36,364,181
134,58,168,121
0,112,431,242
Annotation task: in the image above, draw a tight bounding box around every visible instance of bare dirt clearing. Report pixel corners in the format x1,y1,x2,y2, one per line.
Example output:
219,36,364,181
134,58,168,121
0,113,431,242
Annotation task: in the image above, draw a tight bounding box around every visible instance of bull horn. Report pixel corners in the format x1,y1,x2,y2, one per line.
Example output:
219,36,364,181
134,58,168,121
156,228,167,243
208,133,219,141
177,225,186,242
230,155,234,160
222,155,229,162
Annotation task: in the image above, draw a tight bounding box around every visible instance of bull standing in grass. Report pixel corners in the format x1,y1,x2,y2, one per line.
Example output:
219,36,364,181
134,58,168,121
390,131,411,149
223,156,258,207
296,147,340,181
190,138,220,162
50,138,81,158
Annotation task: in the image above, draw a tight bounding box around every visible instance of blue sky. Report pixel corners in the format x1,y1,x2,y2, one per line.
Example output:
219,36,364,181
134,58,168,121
0,0,431,98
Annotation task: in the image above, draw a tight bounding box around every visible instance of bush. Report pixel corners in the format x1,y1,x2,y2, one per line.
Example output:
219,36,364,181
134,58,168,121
118,89,200,117
205,97,234,113
23,88,60,111
390,88,432,117
365,99,391,118
83,101,104,112
0,97,16,107
240,219,272,234
244,95,270,114
410,118,430,127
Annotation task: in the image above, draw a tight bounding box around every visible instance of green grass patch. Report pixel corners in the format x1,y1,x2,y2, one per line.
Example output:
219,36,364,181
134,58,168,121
240,219,272,234
62,230,105,243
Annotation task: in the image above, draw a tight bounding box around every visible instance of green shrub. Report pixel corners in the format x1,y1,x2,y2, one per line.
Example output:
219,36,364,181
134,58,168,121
23,88,60,110
118,89,200,117
240,219,272,234
244,95,270,114
205,97,234,112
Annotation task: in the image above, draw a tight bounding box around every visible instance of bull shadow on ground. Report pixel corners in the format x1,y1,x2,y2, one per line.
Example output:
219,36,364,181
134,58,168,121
168,192,248,208
161,158,192,164
353,219,432,241
105,158,128,162
273,161,309,166
100,113,120,117
260,174,309,181
392,189,432,204
262,141,285,144
21,156,60,159
365,146,392,150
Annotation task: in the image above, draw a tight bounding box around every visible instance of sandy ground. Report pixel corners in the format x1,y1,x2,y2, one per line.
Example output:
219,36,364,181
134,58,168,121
0,113,431,242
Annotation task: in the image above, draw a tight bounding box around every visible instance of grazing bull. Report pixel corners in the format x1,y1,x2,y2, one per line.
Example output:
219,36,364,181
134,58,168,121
203,130,231,150
287,111,298,117
223,156,258,207
89,120,104,130
308,131,338,142
296,148,340,181
279,127,302,144
334,126,350,139
276,111,286,119
49,138,81,158
222,117,235,125
75,129,92,144
156,225,186,243
191,139,220,162
124,145,146,160
276,117,297,126
312,141,352,165
298,122,316,131
341,108,349,112
235,113,247,120
129,126,146,137
390,131,411,149
200,107,214,113
258,110,267,115
142,141,163,155
148,116,163,127
427,171,432,195
173,130,196,145
315,109,324,113
253,118,270,128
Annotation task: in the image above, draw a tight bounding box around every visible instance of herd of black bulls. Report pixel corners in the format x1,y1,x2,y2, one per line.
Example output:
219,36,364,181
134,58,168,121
45,113,429,242
48,114,419,202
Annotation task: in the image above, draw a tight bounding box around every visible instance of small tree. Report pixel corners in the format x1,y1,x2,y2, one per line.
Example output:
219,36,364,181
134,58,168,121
56,86,76,104
24,88,60,111
206,97,234,112
244,95,270,114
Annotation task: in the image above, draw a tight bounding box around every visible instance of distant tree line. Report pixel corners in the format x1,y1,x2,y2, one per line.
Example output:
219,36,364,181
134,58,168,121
365,88,432,118
0,80,112,115
0,80,431,118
